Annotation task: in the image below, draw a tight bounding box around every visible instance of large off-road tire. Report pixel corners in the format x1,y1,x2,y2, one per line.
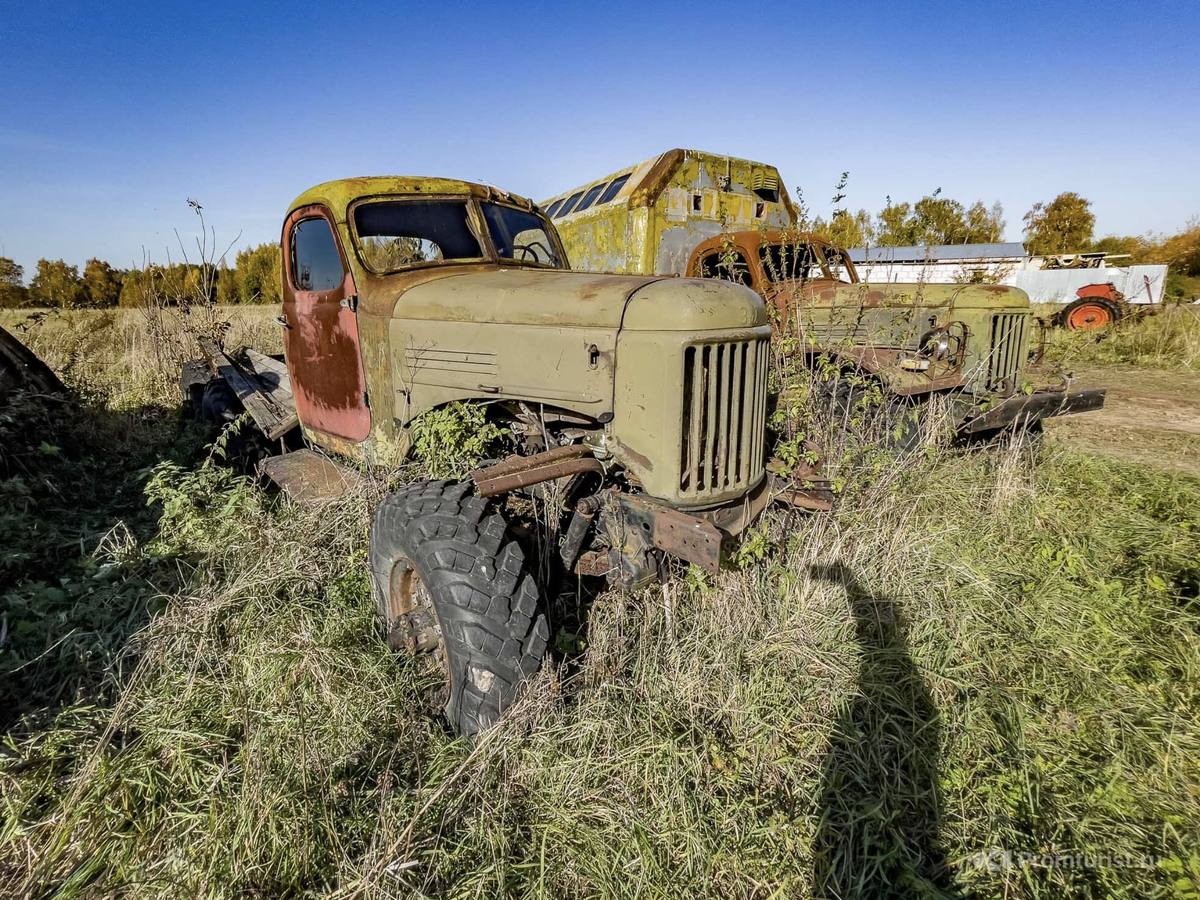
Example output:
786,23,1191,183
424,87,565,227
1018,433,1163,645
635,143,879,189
369,480,549,736
180,359,214,419
180,358,242,425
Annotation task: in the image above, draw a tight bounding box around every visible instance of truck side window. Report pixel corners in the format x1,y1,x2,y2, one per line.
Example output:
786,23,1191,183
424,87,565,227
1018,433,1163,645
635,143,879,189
482,203,562,267
290,217,344,292
699,250,754,288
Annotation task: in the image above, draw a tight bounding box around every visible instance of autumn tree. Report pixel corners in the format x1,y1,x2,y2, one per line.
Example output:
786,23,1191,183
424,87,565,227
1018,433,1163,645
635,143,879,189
80,258,123,307
29,259,82,307
811,209,874,248
1023,192,1095,255
964,201,1006,243
236,243,281,304
875,201,919,246
871,194,1005,246
0,257,28,308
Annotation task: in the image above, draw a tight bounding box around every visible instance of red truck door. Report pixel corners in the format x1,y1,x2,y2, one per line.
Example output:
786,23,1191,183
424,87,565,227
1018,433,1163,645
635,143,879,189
280,205,371,441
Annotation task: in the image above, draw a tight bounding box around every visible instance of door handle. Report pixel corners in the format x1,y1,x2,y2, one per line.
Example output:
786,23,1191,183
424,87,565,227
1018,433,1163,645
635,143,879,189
477,384,501,393
275,316,293,330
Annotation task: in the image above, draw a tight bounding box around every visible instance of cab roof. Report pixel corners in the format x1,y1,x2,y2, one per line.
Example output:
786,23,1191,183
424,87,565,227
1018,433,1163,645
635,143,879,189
287,176,539,223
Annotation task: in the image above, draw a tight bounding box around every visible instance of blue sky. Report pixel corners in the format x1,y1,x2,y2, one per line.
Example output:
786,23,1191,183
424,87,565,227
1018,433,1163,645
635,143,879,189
1,0,1197,278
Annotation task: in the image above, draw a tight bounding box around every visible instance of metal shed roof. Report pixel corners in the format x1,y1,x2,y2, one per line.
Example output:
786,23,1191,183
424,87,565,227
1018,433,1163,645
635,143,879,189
847,242,1027,264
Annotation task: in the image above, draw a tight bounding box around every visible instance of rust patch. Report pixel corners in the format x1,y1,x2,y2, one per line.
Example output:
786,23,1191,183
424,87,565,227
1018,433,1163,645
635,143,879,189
280,204,371,443
628,148,685,209
472,445,603,497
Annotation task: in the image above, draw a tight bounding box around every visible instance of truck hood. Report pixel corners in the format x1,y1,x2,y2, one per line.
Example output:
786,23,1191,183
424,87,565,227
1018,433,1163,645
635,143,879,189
777,279,1030,311
394,267,766,331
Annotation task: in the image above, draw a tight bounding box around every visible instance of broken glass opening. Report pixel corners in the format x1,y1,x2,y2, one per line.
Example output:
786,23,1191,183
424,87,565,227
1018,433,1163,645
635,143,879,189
483,204,561,267
760,243,821,283
353,200,482,271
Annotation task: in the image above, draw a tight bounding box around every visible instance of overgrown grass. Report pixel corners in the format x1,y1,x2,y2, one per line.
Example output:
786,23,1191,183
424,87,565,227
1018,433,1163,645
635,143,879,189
0,307,281,407
3,314,1200,898
1041,304,1200,371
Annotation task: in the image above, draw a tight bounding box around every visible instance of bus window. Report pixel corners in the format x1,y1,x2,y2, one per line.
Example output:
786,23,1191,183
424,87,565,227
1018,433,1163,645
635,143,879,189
574,182,607,214
597,173,631,204
555,191,584,218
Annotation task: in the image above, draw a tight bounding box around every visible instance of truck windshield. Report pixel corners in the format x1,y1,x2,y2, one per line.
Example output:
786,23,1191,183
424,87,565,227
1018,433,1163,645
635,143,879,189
759,243,824,283
482,203,562,268
353,200,484,272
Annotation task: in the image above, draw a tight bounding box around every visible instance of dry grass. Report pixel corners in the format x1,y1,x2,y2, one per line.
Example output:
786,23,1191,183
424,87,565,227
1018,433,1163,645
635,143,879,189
2,311,1200,899
1040,304,1200,372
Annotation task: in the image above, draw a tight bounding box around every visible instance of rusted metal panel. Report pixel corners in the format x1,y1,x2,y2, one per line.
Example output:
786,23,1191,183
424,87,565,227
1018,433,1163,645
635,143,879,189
607,491,724,575
258,448,367,504
960,388,1107,433
280,203,371,444
198,337,298,439
472,445,603,498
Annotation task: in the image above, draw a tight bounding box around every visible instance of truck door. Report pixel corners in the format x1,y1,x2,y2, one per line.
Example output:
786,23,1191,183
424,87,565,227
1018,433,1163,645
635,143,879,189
280,205,371,442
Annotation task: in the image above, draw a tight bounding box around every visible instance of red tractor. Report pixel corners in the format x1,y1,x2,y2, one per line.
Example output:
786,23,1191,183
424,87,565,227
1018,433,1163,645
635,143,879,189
1057,283,1129,330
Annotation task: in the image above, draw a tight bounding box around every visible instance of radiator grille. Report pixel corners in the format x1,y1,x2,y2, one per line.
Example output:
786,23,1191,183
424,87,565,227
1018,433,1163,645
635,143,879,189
987,312,1029,389
679,337,769,498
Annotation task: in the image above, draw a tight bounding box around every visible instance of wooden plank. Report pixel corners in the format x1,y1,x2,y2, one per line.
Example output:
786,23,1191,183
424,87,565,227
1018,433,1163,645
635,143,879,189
198,338,290,438
238,349,298,439
258,449,367,505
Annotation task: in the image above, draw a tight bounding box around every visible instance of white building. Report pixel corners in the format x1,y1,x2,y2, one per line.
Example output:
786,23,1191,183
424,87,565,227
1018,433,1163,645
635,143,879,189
846,243,1167,305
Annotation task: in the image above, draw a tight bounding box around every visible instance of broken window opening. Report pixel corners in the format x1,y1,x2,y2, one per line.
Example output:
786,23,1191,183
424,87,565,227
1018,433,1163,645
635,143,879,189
699,250,754,288
482,203,562,267
353,200,483,272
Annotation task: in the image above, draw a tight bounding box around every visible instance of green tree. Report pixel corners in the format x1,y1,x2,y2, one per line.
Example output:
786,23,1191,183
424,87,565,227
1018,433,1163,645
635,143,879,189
0,257,28,308
875,201,918,246
29,259,82,308
1023,192,1095,255
80,258,123,307
911,192,968,244
964,201,1006,243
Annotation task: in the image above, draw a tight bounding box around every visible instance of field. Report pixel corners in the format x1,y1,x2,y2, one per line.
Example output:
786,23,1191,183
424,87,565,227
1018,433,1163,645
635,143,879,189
2,306,1200,899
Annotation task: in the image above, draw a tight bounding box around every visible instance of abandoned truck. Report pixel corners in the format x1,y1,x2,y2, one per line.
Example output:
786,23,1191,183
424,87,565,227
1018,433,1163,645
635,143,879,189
183,176,825,735
687,230,1106,445
539,148,795,275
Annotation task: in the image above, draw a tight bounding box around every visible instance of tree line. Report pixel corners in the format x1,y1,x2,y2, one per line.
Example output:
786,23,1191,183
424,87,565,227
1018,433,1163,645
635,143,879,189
0,243,282,309
3,190,1198,308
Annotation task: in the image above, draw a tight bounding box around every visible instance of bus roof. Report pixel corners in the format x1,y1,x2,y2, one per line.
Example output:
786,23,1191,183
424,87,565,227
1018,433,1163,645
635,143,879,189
539,149,791,220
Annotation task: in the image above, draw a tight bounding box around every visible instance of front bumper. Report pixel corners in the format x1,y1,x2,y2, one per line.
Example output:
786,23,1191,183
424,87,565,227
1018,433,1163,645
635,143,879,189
959,388,1106,434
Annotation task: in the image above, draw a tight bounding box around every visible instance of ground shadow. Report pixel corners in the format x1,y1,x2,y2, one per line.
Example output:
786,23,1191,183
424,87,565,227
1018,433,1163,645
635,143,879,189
0,391,208,734
809,562,960,899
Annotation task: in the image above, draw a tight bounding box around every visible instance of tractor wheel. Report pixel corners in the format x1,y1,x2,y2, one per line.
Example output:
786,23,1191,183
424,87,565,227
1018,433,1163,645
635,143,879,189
369,480,549,736
1062,298,1122,330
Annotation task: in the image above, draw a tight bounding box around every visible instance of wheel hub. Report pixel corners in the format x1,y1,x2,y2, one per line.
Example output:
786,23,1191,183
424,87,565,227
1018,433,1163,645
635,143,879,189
387,563,442,654
1067,303,1112,330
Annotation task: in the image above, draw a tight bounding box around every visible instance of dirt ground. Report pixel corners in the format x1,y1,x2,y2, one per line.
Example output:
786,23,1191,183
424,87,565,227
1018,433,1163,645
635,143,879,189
1045,365,1200,476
